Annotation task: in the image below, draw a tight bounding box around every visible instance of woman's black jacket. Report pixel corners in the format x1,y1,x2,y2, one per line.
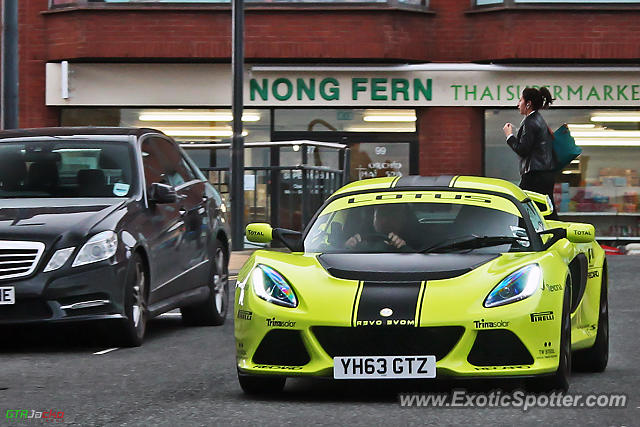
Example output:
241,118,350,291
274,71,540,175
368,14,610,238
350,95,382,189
507,110,555,176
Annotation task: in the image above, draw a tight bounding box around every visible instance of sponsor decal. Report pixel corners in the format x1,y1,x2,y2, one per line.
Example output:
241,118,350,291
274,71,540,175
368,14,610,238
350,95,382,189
473,365,532,371
575,229,592,236
5,409,65,421
237,309,253,320
537,341,557,359
530,311,554,322
266,317,296,328
252,364,303,370
473,319,510,329
236,342,247,357
544,283,563,292
587,270,600,279
346,192,491,206
247,229,264,237
355,319,416,326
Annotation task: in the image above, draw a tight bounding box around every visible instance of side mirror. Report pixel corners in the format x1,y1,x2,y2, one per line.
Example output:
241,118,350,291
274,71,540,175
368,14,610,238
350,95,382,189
149,182,177,204
566,223,596,243
538,222,595,249
246,223,273,244
538,227,567,250
245,223,303,252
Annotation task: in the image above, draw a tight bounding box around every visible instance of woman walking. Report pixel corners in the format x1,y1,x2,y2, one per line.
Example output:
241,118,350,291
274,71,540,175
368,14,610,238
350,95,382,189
503,87,558,219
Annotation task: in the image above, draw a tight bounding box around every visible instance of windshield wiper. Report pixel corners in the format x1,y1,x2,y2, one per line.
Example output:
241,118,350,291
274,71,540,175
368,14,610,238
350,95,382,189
419,234,528,254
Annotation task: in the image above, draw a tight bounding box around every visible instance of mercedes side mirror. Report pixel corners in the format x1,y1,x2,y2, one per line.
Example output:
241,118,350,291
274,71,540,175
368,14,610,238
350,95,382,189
149,182,178,204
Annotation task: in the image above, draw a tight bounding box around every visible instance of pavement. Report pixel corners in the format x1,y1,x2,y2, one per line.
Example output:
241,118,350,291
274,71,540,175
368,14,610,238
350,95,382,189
229,247,290,275
229,250,257,275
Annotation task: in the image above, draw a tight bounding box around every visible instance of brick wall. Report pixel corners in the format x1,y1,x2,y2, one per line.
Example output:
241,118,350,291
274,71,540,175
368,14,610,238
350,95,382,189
417,107,484,176
42,9,433,61
19,0,59,127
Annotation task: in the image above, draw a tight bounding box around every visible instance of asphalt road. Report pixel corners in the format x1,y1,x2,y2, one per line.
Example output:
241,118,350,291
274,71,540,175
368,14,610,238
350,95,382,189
1,256,639,426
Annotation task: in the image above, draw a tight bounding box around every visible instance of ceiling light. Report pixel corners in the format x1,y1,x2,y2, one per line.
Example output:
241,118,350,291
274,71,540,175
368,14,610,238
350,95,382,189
570,130,640,138
161,128,248,137
566,124,596,129
590,114,640,123
363,115,417,122
363,109,417,123
574,138,640,147
139,112,260,122
345,126,415,132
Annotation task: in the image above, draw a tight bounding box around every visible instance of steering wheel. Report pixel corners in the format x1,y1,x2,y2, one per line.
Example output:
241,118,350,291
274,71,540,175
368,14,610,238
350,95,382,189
355,232,413,252
358,232,391,244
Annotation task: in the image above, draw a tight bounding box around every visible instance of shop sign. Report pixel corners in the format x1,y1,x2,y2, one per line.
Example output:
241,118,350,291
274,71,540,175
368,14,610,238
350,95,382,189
45,63,640,107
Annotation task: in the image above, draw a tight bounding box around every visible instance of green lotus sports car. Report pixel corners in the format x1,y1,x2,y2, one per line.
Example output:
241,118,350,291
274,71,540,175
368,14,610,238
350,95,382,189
234,176,608,394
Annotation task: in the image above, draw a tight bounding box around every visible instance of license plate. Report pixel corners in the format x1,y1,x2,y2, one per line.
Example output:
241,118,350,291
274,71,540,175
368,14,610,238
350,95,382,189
334,355,436,379
0,287,15,305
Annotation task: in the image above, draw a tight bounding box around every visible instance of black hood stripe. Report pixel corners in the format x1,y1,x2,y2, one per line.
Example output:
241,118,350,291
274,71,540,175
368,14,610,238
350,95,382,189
415,281,428,326
354,281,424,327
350,281,364,327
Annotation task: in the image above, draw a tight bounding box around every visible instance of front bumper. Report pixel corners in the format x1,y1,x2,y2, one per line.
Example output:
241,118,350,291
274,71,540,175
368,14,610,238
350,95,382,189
236,287,564,380
0,261,128,325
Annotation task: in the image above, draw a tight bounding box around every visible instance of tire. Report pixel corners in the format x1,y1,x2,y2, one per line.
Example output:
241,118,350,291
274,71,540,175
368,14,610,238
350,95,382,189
573,267,609,372
237,370,286,395
529,277,571,392
181,238,229,326
115,252,148,347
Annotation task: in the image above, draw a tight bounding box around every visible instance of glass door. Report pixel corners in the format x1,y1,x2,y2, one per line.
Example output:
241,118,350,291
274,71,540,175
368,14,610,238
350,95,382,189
272,131,418,230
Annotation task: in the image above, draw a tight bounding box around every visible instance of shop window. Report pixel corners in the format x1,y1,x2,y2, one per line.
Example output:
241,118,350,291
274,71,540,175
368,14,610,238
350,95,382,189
62,108,270,144
274,109,416,133
350,142,409,180
485,109,640,242
475,0,640,6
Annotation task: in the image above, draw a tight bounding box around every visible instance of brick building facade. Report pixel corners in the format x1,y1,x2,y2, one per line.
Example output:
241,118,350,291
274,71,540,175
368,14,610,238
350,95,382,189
15,0,640,238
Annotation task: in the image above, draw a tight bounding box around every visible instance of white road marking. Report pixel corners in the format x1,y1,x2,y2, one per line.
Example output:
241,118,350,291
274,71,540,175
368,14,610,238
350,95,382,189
93,347,119,355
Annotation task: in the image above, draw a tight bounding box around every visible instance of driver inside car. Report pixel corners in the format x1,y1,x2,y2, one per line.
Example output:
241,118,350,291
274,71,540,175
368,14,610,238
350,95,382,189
344,204,414,250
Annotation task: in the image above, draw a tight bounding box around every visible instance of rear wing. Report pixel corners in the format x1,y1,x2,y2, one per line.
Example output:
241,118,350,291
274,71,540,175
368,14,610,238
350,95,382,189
523,190,554,217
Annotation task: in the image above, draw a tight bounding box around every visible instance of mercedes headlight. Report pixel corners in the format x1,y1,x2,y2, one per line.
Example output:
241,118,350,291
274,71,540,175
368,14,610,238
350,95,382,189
72,231,118,267
484,264,542,308
252,264,297,308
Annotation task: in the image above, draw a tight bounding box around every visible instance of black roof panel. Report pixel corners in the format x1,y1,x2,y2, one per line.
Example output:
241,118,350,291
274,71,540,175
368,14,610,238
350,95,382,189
0,127,165,140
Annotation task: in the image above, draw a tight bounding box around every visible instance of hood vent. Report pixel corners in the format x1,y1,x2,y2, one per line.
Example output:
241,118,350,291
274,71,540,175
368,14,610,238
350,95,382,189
317,253,499,281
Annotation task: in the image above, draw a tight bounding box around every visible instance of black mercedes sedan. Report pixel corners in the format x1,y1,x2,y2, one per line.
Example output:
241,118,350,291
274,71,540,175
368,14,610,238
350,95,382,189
0,127,231,346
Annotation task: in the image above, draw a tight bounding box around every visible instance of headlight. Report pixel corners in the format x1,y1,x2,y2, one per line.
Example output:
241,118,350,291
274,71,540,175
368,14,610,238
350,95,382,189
484,264,542,308
252,264,297,308
72,231,118,267
43,247,75,272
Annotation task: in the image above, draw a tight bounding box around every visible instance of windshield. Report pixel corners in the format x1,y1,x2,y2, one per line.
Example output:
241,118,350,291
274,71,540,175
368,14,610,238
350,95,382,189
304,192,534,254
0,140,136,199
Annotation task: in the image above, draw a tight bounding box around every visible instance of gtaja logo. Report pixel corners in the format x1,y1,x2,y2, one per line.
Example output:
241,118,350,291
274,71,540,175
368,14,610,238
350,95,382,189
6,409,65,422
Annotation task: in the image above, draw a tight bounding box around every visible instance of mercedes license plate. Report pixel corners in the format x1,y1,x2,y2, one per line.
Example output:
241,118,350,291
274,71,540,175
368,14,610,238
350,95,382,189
0,287,15,305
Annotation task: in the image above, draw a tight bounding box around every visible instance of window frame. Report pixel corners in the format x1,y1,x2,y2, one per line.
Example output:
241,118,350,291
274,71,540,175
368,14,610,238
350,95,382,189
472,0,640,10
